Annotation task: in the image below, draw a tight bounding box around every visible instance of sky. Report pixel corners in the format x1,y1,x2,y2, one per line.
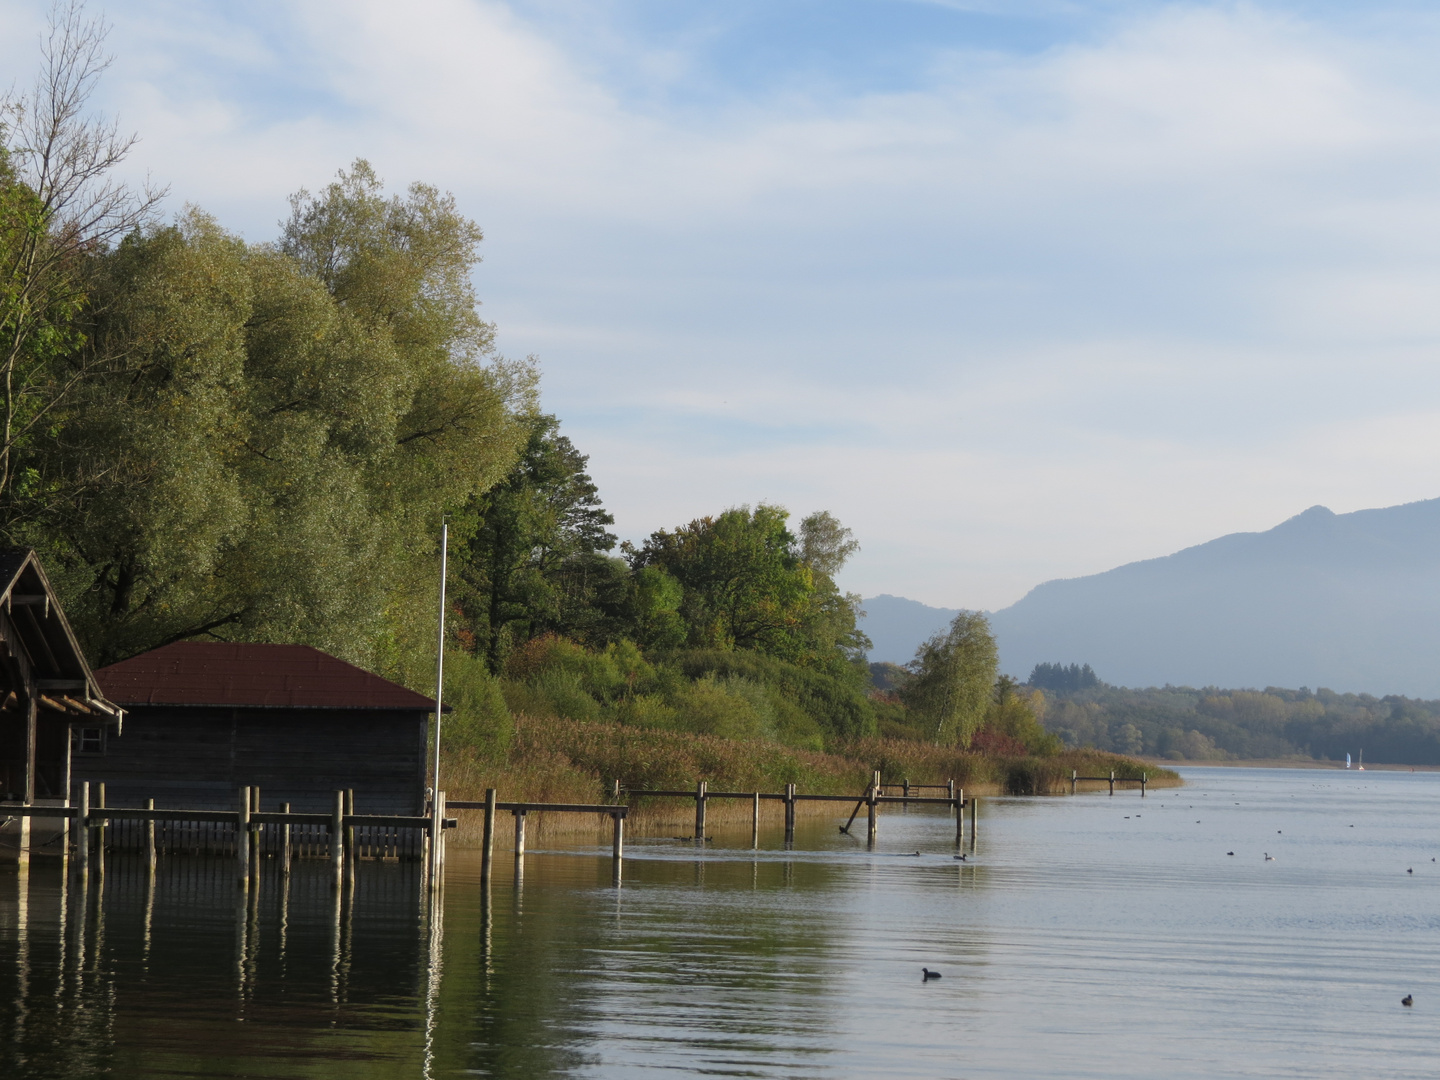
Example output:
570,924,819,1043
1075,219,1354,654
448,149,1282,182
4,0,1440,610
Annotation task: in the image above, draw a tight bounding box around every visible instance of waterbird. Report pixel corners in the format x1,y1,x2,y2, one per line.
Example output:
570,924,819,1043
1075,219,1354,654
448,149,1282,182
1227,851,1235,856
1403,995,1414,1006
1264,853,1275,861
954,854,967,861
922,968,942,981
1408,868,1413,874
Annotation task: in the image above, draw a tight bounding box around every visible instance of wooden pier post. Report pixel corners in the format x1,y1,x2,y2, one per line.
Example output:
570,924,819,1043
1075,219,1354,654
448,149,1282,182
238,787,252,888
956,788,964,846
514,810,526,860
784,783,796,845
344,789,355,861
95,782,106,860
612,811,624,864
251,786,263,885
1141,773,1147,798
480,788,496,888
969,794,978,850
1109,771,1115,797
329,790,344,891
904,778,911,798
76,780,89,879
612,778,621,802
947,778,954,804
694,780,707,840
866,777,878,847
752,792,760,849
145,798,156,871
1072,770,1077,796
280,802,292,874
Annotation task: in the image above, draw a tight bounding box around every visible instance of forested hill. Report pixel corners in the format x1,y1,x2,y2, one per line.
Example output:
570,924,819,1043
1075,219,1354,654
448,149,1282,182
990,498,1440,698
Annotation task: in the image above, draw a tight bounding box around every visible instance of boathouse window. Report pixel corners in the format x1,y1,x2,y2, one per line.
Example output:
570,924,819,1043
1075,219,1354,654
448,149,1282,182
76,726,105,755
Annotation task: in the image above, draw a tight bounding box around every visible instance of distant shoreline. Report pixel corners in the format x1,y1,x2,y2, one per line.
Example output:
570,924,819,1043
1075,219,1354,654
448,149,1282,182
1143,757,1440,772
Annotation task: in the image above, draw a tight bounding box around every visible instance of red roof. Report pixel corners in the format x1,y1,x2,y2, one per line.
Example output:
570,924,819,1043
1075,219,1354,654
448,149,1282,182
95,642,441,711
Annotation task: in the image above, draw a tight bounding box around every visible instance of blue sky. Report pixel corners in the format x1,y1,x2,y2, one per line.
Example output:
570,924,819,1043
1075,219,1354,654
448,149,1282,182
5,0,1440,609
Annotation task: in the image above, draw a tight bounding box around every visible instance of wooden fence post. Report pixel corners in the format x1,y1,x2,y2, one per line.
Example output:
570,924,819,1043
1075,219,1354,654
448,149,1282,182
95,782,106,859
280,802,292,874
695,780,707,840
145,798,156,871
784,783,796,845
344,788,355,862
480,788,496,888
238,787,252,888
76,780,89,879
330,790,344,891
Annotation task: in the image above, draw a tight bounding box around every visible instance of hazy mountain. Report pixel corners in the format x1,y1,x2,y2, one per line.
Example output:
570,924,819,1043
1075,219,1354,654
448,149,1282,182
859,594,960,664
988,497,1440,697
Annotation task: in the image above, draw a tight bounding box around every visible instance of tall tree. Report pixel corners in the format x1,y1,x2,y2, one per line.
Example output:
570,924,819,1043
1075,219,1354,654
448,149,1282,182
26,163,531,673
452,414,619,673
0,1,163,516
903,611,998,747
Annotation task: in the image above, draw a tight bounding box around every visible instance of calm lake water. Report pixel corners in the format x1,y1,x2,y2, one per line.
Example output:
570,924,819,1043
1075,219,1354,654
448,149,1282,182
3,766,1440,1078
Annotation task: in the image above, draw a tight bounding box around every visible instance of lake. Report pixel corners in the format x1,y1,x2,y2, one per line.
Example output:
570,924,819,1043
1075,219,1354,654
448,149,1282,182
3,766,1439,1078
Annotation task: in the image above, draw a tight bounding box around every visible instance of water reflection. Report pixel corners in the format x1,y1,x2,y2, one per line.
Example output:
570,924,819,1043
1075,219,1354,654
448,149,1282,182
7,775,1440,1078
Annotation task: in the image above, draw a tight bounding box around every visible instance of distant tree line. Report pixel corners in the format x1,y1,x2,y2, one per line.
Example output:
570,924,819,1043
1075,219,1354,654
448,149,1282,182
1028,662,1100,692
1031,671,1440,765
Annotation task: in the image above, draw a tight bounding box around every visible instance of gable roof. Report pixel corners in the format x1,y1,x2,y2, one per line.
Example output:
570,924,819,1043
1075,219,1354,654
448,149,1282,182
0,548,120,722
95,642,443,712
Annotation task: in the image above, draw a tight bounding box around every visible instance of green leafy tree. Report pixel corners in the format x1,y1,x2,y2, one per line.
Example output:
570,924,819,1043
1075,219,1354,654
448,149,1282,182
625,504,815,660
902,611,998,747
0,2,163,518
26,162,530,673
452,413,619,673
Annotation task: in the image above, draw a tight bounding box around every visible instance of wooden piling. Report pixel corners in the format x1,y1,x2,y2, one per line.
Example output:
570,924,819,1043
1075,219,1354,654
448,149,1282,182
280,802,292,873
956,788,964,846
250,786,263,884
969,794,978,850
612,811,624,863
344,789,355,861
480,788,496,888
752,792,760,849
1071,770,1077,795
238,787,252,888
866,778,878,846
1141,773,1147,798
514,810,526,860
904,778,911,798
1109,771,1115,796
784,783,796,844
145,798,156,871
329,790,344,890
95,782,106,857
695,780,707,840
76,781,89,879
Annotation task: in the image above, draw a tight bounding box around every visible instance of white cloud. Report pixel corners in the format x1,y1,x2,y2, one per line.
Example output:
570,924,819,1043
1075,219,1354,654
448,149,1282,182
6,0,1440,609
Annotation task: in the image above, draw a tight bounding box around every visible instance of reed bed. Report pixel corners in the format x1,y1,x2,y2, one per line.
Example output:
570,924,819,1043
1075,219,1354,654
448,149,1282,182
439,715,1179,845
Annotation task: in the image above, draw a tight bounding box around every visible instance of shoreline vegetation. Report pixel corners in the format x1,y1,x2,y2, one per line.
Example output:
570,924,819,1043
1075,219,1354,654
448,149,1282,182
440,714,1179,844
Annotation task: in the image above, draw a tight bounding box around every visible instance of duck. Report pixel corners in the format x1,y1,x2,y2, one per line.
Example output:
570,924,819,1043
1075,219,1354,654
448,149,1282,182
922,968,942,981
1227,851,1234,856
1264,853,1275,861
1403,995,1414,1006
954,854,967,861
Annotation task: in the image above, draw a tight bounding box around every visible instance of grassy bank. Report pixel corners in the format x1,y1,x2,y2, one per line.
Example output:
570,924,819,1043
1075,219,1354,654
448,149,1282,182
440,714,1178,844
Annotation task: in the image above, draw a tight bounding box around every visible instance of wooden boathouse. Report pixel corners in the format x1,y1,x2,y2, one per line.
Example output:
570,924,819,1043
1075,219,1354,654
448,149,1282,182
0,549,123,860
82,642,443,815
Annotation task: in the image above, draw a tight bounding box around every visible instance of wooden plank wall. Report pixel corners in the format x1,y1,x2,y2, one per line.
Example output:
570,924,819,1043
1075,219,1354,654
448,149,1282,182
72,706,428,815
